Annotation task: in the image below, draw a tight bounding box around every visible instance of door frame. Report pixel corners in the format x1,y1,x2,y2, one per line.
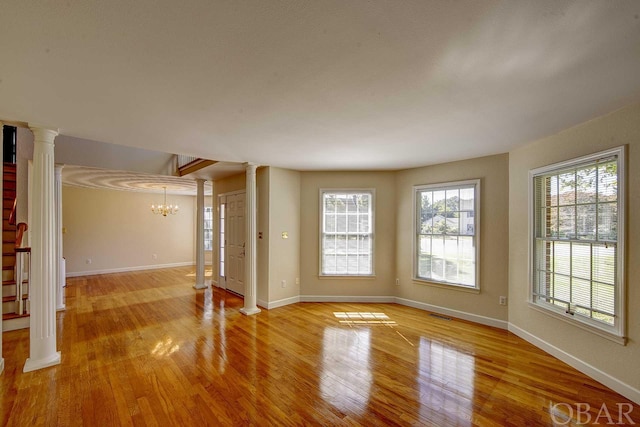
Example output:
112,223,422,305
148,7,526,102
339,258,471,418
217,190,245,292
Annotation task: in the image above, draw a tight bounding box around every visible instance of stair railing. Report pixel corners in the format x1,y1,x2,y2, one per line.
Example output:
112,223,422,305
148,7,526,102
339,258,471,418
14,222,30,315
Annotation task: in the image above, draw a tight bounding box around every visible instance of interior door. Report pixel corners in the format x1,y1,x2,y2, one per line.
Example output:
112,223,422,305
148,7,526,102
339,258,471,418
225,192,245,296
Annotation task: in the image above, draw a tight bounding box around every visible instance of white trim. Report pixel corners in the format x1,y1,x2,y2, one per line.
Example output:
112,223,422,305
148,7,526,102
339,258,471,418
0,358,4,374
66,261,194,278
300,295,395,303
2,316,30,332
395,297,507,329
508,323,640,405
261,296,301,310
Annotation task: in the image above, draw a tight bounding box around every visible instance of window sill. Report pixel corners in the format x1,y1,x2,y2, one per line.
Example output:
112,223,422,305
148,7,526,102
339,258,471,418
528,302,627,346
413,278,480,294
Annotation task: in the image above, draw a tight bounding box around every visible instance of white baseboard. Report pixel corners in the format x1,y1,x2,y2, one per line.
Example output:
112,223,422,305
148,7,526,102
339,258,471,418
395,297,508,330
300,295,396,303
3,316,30,332
508,323,640,405
66,262,195,278
263,296,300,310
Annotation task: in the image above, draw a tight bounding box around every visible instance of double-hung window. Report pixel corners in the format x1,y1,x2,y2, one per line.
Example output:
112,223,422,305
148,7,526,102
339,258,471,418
414,180,479,289
320,190,374,276
530,147,625,342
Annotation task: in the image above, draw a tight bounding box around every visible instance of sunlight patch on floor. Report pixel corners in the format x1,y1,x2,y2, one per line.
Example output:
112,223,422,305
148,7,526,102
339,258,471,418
333,312,397,325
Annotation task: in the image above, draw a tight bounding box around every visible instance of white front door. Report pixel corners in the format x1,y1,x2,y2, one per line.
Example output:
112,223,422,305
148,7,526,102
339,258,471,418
225,192,245,296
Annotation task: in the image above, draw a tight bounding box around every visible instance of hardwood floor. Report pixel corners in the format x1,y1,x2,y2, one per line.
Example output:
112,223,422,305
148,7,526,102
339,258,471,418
0,267,637,426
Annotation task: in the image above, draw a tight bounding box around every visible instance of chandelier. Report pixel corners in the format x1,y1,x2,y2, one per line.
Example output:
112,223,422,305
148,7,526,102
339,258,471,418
151,186,179,216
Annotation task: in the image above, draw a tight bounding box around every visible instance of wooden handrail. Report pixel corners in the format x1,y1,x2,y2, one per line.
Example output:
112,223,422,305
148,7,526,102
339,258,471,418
15,222,28,248
9,197,17,225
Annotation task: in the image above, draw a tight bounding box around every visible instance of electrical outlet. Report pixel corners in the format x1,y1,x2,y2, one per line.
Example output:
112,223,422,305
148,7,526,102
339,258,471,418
86,258,92,265
281,280,286,288
295,277,300,285
499,296,507,306
152,254,158,260
395,278,400,286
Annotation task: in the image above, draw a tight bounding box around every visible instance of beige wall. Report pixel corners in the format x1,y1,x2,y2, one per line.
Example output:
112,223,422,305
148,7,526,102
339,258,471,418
299,171,396,297
395,154,510,322
63,186,195,275
257,167,270,304
267,167,301,304
509,103,640,395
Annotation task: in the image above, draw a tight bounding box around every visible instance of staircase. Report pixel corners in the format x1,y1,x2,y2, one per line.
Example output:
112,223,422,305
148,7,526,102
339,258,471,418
2,162,29,331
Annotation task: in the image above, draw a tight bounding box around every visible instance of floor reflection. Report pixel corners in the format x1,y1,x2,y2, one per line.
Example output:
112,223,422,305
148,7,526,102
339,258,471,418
321,327,372,415
418,337,475,424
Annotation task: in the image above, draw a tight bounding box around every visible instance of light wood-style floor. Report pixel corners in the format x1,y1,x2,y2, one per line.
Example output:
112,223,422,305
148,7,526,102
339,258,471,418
0,267,637,426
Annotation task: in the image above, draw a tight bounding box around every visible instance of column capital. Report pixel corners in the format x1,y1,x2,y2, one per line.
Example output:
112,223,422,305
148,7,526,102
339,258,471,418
243,162,258,173
29,125,59,144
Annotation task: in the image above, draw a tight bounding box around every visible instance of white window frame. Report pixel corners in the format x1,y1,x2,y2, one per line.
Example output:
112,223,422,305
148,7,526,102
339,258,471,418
319,189,375,277
528,146,626,344
413,179,480,290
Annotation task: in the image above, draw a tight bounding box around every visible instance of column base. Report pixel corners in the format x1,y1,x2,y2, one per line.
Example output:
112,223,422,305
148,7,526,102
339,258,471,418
0,358,4,375
56,305,66,312
240,306,261,316
193,283,209,290
23,351,61,373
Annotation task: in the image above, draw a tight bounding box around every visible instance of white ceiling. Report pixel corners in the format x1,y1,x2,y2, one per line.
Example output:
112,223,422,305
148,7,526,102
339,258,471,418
61,165,213,195
1,1,640,171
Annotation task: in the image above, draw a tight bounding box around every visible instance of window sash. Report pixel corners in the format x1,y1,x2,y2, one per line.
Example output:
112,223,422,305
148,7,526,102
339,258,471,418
414,180,479,289
529,147,625,340
320,190,374,276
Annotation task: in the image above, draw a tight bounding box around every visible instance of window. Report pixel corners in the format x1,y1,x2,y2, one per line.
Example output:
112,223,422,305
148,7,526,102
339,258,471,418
414,180,479,289
320,190,374,276
204,207,213,251
530,147,625,341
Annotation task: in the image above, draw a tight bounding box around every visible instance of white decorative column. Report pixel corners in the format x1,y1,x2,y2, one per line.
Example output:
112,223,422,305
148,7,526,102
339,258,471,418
194,178,208,289
54,164,65,310
0,120,5,375
24,125,61,372
240,163,260,316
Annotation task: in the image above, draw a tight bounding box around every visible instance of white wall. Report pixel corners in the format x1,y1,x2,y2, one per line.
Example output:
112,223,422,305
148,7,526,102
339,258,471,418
509,103,640,402
63,186,195,275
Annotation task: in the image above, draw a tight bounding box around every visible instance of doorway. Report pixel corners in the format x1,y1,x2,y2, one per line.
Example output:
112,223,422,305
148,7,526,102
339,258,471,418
218,191,245,296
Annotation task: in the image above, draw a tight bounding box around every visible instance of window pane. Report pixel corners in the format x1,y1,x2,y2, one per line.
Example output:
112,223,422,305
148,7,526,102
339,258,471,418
558,206,575,238
572,243,590,280
597,203,617,241
554,242,570,276
593,245,615,285
576,205,596,240
558,172,575,205
576,167,597,204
